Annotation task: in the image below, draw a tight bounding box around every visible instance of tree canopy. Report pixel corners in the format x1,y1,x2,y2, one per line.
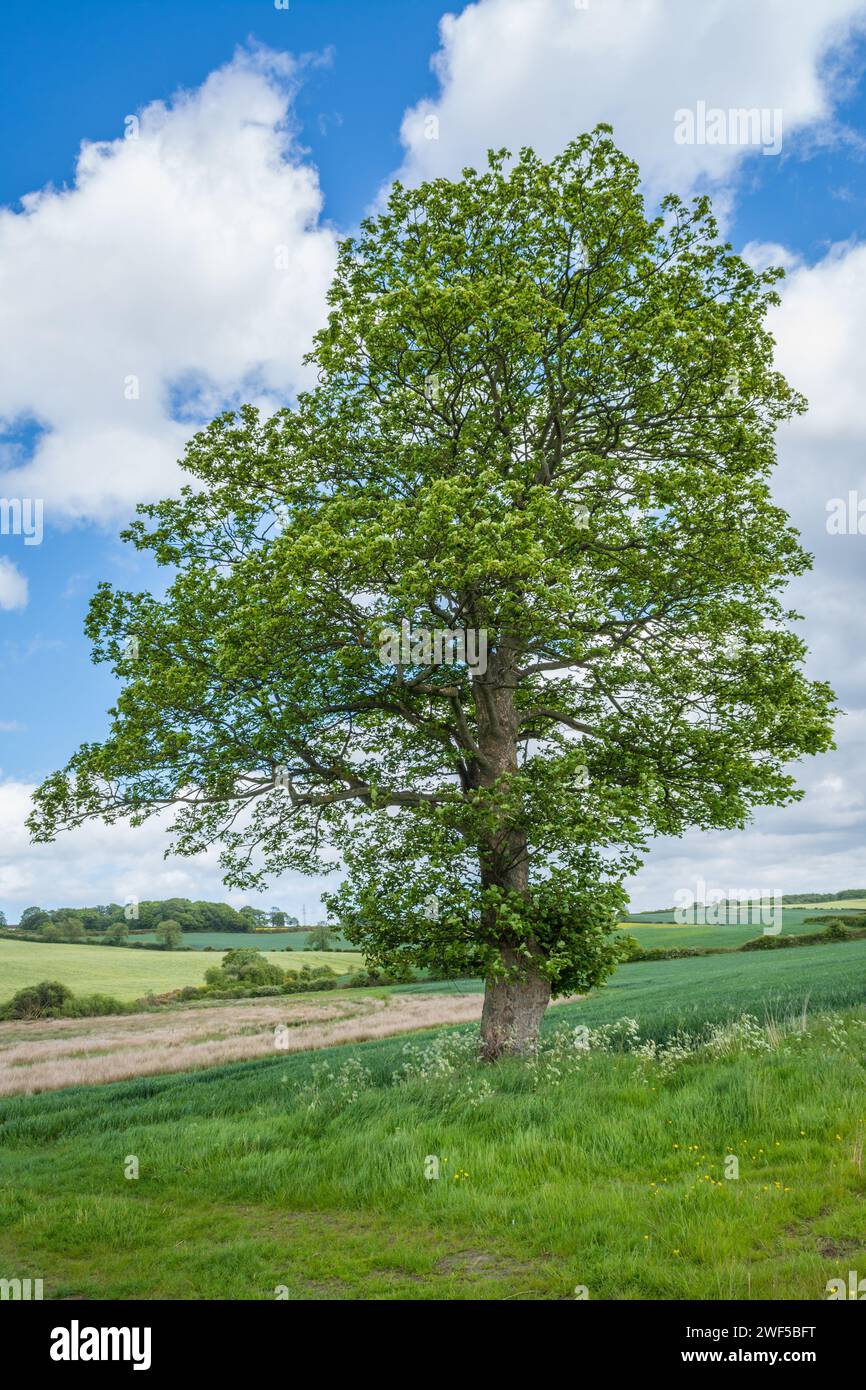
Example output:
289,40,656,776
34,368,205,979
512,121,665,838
29,128,835,1056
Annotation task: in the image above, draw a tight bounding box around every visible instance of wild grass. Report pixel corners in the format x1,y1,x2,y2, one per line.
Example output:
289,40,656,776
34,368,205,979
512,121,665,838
0,990,864,1299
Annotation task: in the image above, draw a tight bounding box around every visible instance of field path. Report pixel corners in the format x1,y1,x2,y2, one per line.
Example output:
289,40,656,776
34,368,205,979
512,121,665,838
0,989,495,1095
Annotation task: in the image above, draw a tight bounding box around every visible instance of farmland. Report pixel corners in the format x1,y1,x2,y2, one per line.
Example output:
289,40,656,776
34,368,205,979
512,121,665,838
0,938,363,1004
618,906,864,951
130,928,358,950
2,913,865,1300
0,982,864,1299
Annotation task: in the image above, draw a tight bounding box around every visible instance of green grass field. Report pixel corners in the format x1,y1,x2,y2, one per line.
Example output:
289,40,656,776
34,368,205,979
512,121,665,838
618,907,863,951
626,905,863,929
2,928,865,1299
403,938,866,1032
0,939,363,1003
0,984,864,1299
130,929,357,950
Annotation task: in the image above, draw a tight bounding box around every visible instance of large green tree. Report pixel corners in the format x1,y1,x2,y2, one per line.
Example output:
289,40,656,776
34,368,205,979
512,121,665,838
29,129,834,1057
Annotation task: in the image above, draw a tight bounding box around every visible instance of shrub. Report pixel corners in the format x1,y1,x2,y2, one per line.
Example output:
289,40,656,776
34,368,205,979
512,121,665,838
1,980,73,1019
823,920,851,941
60,992,128,1018
616,934,642,960
740,934,798,950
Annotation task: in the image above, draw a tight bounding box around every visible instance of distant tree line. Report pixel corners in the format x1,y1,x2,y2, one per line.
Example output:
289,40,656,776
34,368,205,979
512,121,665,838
8,899,301,938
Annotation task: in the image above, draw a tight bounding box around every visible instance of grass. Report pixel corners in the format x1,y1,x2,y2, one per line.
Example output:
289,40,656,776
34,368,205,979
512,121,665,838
625,906,865,937
0,999,864,1299
403,938,866,1034
1,939,865,1299
130,929,357,950
0,939,364,1004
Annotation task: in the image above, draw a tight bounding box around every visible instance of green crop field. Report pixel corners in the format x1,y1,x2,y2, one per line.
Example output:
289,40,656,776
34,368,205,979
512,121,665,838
1,941,865,1300
129,929,357,951
0,939,364,1003
2,927,865,1299
402,938,866,1030
619,907,861,950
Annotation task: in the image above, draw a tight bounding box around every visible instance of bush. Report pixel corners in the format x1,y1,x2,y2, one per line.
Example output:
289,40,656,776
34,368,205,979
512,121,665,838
1,980,73,1019
60,992,129,1018
616,934,642,960
740,934,798,950
823,920,851,941
202,947,286,993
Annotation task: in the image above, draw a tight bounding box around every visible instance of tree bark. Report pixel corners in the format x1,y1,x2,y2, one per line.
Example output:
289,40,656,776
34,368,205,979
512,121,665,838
473,644,551,1060
479,946,551,1061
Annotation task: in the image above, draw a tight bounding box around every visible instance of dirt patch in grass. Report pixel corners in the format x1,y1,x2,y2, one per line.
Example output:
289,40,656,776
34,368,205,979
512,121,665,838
434,1249,542,1279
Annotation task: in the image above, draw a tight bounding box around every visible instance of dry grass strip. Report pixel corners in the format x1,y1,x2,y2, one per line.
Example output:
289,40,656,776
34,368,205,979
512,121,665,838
0,991,488,1096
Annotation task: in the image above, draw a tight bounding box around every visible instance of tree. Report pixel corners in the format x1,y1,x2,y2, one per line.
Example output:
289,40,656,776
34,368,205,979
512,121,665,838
28,129,835,1058
104,920,130,946
269,906,286,926
1,981,73,1020
307,924,334,951
0,909,6,927
238,906,268,932
59,918,87,943
155,919,182,950
206,947,285,987
20,906,48,930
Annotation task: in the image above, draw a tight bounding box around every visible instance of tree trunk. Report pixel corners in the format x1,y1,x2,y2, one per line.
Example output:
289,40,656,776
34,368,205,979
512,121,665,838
472,646,551,1060
480,948,551,1061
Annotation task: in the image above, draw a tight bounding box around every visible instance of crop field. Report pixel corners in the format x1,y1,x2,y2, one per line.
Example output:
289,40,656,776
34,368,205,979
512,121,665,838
128,928,357,950
0,939,363,1004
627,906,863,927
403,938,866,1030
0,990,494,1096
784,899,866,910
619,907,862,950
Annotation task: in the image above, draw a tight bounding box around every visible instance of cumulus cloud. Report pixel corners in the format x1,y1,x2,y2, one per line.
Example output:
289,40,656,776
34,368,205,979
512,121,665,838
396,0,866,198
0,558,28,611
0,45,338,524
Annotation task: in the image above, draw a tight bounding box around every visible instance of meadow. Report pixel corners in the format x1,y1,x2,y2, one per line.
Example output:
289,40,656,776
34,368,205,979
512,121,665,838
2,919,865,1300
0,988,863,1299
0,939,363,1004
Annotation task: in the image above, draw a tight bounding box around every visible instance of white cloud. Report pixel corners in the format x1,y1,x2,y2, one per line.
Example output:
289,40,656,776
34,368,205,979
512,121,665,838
0,558,28,611
0,45,338,524
769,239,866,440
396,0,866,198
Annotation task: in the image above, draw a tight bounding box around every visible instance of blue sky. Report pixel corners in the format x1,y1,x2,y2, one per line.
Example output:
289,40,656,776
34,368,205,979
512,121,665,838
3,0,866,916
